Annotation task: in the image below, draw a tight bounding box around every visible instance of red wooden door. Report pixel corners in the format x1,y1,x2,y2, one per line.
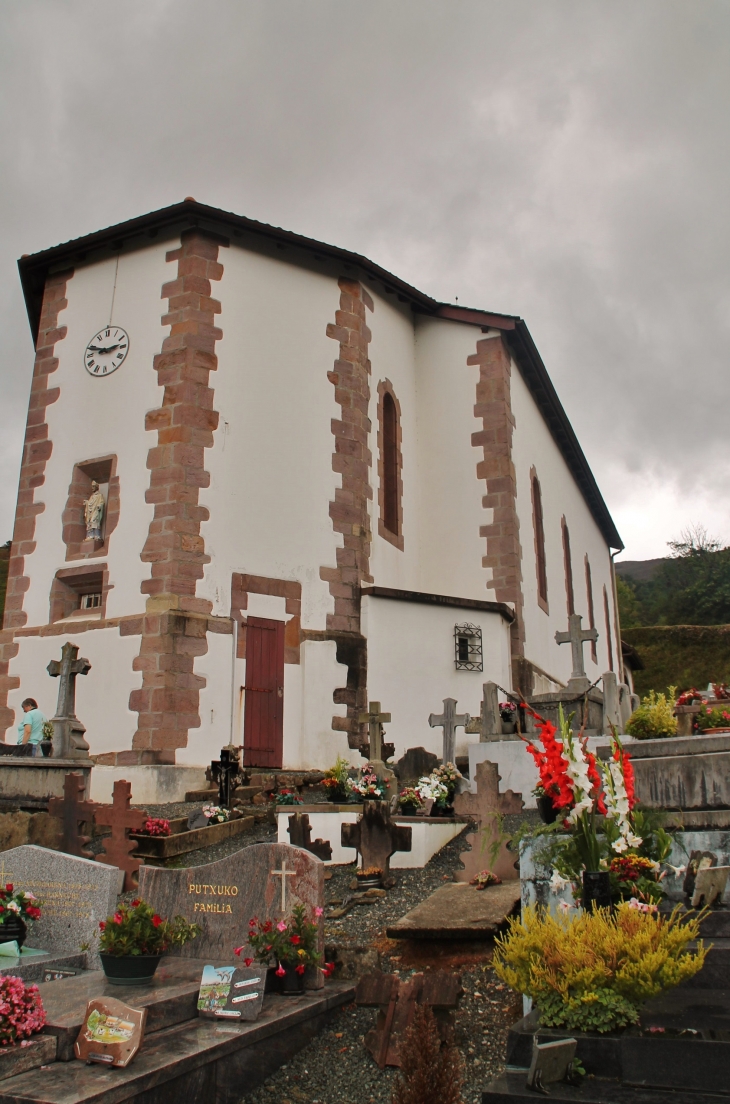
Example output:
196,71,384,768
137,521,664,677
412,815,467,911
243,616,284,768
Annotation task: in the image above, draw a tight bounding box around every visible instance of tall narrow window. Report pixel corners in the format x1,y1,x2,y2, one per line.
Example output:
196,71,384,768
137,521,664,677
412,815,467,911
531,469,548,612
584,556,597,663
603,585,614,672
377,381,404,549
561,517,574,616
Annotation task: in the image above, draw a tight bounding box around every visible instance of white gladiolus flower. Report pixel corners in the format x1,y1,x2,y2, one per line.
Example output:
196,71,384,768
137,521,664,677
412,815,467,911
557,901,573,912
612,837,628,853
549,870,571,893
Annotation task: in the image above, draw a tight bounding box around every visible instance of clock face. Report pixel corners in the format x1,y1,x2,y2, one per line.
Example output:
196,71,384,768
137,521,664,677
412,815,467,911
84,327,129,377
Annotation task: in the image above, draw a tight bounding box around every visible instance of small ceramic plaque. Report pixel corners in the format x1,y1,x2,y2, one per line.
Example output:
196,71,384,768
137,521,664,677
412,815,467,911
526,1037,577,1091
198,964,266,1022
74,997,146,1068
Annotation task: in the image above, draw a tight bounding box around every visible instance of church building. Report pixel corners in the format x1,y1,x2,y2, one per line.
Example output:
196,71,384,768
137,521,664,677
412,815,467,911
0,200,623,786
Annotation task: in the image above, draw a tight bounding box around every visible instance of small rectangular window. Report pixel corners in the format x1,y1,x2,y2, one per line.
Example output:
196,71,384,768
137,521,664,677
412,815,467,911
80,592,102,610
454,624,483,671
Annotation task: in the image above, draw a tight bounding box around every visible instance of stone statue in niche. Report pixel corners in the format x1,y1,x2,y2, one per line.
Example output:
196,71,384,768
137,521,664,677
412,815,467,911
83,481,105,541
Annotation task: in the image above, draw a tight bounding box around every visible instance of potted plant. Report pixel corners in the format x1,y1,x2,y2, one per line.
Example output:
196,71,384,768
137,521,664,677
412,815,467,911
533,784,560,824
0,885,41,950
275,790,304,806
138,817,171,837
415,770,453,816
397,787,423,816
40,720,53,759
0,976,45,1046
470,869,501,890
322,756,351,803
347,765,386,801
356,867,384,890
236,905,331,994
97,899,200,985
626,689,678,739
500,700,518,734
493,903,706,1034
202,804,230,823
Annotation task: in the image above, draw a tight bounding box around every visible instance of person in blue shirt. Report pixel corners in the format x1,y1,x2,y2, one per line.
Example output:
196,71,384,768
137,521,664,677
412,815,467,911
16,698,47,757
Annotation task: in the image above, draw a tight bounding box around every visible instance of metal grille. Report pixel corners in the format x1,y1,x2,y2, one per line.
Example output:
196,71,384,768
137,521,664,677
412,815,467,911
454,623,483,671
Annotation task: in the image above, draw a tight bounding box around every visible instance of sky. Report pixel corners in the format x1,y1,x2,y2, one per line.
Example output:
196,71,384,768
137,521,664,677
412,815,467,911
0,0,728,561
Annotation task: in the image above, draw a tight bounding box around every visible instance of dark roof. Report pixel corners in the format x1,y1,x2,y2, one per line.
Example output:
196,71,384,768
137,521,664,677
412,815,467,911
17,199,622,551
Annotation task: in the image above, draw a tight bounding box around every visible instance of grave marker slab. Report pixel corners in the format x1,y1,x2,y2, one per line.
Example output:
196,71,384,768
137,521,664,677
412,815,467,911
287,812,333,861
47,773,98,858
0,845,121,969
453,759,523,883
74,996,146,1068
341,802,412,875
138,843,324,983
94,779,147,892
692,865,730,908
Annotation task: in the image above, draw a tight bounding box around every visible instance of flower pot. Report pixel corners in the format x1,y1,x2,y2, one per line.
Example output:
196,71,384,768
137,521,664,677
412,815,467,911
39,739,53,758
356,874,383,890
327,789,348,804
278,961,306,995
582,870,612,913
501,718,517,735
99,953,162,985
398,803,419,817
536,794,559,824
0,916,26,950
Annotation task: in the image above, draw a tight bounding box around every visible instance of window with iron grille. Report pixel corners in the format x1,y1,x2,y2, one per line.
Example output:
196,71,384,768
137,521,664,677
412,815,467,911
454,624,483,671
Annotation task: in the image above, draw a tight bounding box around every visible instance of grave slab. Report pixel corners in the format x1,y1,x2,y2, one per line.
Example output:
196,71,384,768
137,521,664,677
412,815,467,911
0,846,122,969
0,951,87,985
138,843,324,968
482,1071,726,1103
386,881,521,940
130,814,255,865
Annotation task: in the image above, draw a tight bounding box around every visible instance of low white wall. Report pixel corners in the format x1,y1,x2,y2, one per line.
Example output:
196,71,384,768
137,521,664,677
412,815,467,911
90,764,207,804
363,596,512,762
276,807,465,867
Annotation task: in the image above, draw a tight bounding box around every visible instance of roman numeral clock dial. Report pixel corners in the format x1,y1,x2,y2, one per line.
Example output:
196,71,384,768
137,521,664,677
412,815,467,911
84,327,129,376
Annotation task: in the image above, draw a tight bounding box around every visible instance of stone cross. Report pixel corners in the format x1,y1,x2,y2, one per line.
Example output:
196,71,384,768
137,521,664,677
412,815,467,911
287,813,333,862
428,698,470,763
555,613,598,689
465,682,501,741
270,860,296,912
47,772,99,859
95,780,148,892
359,701,391,763
453,760,524,883
356,971,463,1068
47,642,92,759
210,745,245,809
341,801,412,876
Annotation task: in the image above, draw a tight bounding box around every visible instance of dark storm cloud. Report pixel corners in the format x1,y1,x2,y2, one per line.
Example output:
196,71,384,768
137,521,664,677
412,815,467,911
1,0,728,557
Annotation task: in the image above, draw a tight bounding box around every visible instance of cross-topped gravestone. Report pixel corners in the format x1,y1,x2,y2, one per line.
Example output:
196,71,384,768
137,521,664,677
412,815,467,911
554,613,599,691
47,772,99,859
287,812,333,862
138,843,325,986
210,745,245,809
428,698,470,763
359,701,397,799
341,802,412,876
47,642,92,759
465,682,502,741
453,760,523,883
94,780,147,892
356,971,463,1068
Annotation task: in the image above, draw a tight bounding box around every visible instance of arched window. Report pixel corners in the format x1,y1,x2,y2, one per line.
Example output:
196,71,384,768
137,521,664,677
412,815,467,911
377,381,403,549
584,556,598,663
531,469,548,612
561,517,574,616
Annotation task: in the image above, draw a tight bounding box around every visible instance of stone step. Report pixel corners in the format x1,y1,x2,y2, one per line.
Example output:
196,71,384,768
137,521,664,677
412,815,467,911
233,785,264,804
483,1072,726,1103
185,786,218,802
681,939,730,989
2,980,355,1104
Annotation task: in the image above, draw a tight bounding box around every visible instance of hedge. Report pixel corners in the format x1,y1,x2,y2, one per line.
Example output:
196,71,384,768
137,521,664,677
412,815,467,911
623,625,730,696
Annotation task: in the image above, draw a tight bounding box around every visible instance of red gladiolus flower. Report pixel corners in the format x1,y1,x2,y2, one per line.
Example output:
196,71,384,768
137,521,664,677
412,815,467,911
295,964,306,975
275,965,286,978
244,958,253,967
290,935,301,945
233,947,243,957
151,915,162,928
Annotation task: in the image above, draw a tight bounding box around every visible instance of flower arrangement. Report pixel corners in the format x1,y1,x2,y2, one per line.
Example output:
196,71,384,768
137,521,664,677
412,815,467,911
397,787,424,813
493,904,706,1034
626,689,678,739
432,763,461,798
676,687,704,707
499,700,518,723
357,866,383,879
236,904,332,978
98,899,200,957
347,765,386,800
712,682,730,700
138,817,171,837
0,885,41,925
470,869,501,890
202,804,230,822
0,977,46,1046
322,756,351,800
696,705,730,732
275,790,304,806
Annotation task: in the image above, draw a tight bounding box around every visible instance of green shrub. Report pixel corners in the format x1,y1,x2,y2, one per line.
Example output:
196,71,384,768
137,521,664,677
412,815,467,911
626,689,677,739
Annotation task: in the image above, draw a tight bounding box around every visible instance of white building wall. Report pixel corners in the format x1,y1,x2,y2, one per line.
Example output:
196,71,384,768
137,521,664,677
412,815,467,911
413,318,492,601
510,360,618,684
362,595,512,761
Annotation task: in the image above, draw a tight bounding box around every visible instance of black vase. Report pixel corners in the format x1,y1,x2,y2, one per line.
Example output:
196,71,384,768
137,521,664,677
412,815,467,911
327,788,347,804
582,870,612,912
536,795,559,824
0,916,27,949
279,961,305,995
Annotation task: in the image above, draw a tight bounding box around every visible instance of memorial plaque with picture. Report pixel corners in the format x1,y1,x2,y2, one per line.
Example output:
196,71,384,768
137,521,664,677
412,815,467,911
74,997,146,1068
138,843,324,984
0,846,121,968
197,964,266,1022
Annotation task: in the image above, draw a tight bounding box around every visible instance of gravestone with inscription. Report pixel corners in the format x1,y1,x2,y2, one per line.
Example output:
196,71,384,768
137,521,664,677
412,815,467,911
138,843,325,985
0,845,122,968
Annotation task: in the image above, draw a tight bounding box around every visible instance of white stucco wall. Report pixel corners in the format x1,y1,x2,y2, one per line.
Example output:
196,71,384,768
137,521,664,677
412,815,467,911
6,629,142,755
510,360,618,684
362,595,512,760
